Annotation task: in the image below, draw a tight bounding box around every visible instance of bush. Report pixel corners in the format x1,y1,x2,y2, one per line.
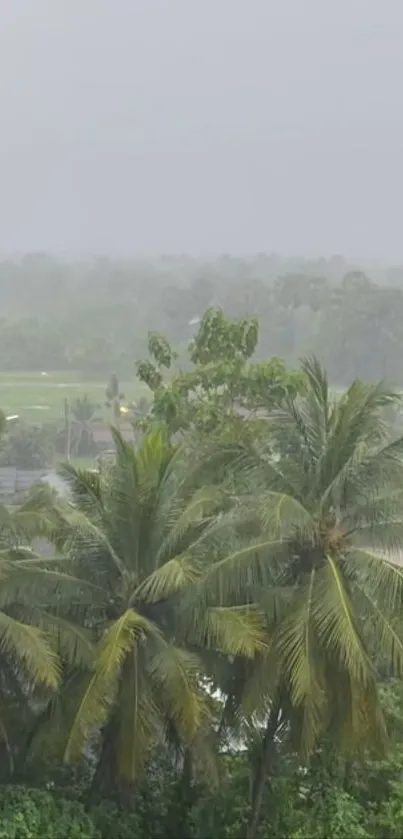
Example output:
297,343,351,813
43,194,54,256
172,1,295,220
0,787,98,839
90,803,143,839
0,423,54,469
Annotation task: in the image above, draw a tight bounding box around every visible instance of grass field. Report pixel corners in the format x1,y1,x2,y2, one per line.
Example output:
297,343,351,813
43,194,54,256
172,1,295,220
0,371,148,425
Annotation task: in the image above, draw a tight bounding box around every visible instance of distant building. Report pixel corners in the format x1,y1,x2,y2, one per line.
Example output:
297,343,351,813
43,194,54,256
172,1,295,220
0,468,47,499
0,468,71,500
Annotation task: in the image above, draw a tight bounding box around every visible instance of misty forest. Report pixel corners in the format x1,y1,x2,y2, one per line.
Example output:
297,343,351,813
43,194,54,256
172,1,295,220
2,253,403,383
2,254,403,837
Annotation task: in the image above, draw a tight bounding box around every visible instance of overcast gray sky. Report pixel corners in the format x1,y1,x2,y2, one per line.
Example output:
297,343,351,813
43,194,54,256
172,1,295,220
0,0,402,258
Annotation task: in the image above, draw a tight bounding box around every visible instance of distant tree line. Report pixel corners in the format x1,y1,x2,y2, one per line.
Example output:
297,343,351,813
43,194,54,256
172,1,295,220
1,253,403,383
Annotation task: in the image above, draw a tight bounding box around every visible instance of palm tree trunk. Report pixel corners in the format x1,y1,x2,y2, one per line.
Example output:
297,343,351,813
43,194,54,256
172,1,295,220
246,699,281,839
87,720,119,805
0,727,14,780
64,399,72,460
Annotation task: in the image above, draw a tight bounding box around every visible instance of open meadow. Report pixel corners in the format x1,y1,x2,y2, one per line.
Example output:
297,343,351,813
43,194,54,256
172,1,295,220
0,370,147,425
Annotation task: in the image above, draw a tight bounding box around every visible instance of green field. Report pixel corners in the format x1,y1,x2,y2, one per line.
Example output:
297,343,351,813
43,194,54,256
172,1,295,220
0,371,148,425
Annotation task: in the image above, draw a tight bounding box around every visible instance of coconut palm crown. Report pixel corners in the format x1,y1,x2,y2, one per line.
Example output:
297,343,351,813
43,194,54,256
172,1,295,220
200,357,403,757
43,428,265,786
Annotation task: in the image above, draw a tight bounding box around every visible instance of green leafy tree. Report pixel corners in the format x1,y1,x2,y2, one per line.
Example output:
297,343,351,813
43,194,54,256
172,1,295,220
136,307,303,435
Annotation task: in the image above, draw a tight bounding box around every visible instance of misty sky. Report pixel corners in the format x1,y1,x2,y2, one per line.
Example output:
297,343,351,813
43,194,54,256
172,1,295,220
1,0,402,258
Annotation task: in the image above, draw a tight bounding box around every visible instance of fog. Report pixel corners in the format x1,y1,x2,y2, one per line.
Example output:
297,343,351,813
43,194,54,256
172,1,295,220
0,0,401,257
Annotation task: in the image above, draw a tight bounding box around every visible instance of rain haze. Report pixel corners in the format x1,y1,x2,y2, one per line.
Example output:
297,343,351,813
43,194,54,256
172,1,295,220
4,5,403,833
0,0,402,258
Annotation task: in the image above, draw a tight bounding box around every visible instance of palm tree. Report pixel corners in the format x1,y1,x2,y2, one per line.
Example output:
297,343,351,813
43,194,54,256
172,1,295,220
69,395,101,457
131,396,152,425
198,358,403,837
39,428,265,794
105,374,125,427
0,492,94,779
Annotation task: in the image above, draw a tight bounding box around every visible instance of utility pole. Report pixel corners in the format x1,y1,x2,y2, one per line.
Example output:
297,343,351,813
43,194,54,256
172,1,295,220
64,398,72,461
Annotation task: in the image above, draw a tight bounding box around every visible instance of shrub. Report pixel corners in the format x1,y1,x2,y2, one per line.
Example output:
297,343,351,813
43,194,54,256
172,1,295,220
0,787,98,839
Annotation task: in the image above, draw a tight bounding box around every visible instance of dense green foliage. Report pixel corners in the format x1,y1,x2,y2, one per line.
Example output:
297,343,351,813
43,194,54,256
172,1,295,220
136,307,303,433
0,788,97,839
5,687,403,839
3,306,403,836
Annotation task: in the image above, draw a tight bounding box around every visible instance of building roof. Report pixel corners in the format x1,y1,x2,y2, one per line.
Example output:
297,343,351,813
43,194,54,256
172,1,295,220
0,468,47,497
0,468,72,499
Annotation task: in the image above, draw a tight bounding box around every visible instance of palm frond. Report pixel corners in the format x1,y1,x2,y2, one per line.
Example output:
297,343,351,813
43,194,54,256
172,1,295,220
155,485,223,564
240,648,280,720
273,357,333,477
358,588,403,676
190,605,269,659
134,427,172,488
0,557,99,610
133,554,202,604
55,504,127,578
253,490,315,542
0,611,60,689
300,356,330,412
105,434,143,574
197,538,285,604
64,609,159,763
275,569,325,756
317,380,398,492
236,445,307,506
335,675,387,756
316,557,374,685
34,611,94,669
346,547,403,616
148,642,210,740
117,659,160,781
59,461,104,510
